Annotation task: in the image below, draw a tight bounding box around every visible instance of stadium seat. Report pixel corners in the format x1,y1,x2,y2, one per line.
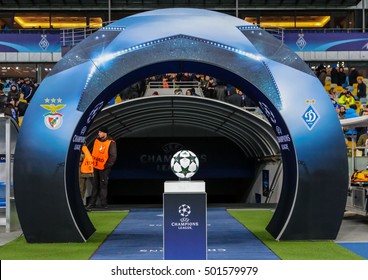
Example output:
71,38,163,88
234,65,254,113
335,85,343,93
0,182,5,207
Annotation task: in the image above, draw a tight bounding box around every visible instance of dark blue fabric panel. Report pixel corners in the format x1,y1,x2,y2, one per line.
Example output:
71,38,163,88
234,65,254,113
91,208,279,260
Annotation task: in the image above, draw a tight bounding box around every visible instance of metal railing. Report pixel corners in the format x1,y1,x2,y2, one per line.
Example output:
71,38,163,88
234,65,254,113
0,29,59,35
282,28,365,33
60,22,113,47
58,24,366,48
1,26,366,48
147,81,201,89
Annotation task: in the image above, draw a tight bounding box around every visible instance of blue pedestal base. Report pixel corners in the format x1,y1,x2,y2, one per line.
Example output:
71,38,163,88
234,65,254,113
163,181,207,260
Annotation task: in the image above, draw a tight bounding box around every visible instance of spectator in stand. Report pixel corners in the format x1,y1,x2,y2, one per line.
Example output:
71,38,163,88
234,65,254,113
185,89,193,96
238,90,246,107
9,84,20,102
3,79,10,89
4,97,19,124
349,66,359,86
174,88,183,95
339,104,347,117
193,74,203,84
177,73,193,82
0,88,7,113
330,65,339,85
357,129,368,152
17,92,28,117
337,66,346,87
201,75,210,97
328,87,338,105
185,88,199,96
317,64,327,86
336,85,344,97
357,77,367,100
344,104,359,140
167,73,178,83
214,80,227,102
226,86,242,107
191,88,200,96
338,90,356,107
16,77,24,91
21,77,35,103
334,104,342,118
357,132,368,151
162,77,169,88
356,110,368,140
204,76,216,99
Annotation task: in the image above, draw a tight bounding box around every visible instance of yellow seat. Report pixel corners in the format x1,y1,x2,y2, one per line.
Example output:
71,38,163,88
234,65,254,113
324,81,331,91
18,116,23,126
352,83,358,96
114,95,122,103
335,86,343,93
355,101,362,113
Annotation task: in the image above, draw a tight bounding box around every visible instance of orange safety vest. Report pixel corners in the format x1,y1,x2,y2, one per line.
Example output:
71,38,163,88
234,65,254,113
92,138,112,170
162,78,169,88
80,145,94,174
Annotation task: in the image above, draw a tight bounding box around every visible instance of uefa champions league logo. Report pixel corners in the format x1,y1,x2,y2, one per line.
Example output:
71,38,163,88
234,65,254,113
178,204,191,217
170,204,198,230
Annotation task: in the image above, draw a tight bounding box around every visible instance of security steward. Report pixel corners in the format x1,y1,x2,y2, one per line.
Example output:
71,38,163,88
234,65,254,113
80,144,94,204
86,126,117,210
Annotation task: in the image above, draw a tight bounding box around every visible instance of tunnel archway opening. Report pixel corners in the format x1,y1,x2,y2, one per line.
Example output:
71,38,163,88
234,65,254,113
14,9,348,242
83,69,281,207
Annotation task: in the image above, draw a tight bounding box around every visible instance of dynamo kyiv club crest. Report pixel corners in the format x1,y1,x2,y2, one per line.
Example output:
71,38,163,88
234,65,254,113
302,104,319,130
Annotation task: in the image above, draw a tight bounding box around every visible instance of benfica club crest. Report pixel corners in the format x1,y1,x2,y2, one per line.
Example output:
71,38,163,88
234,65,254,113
40,98,66,130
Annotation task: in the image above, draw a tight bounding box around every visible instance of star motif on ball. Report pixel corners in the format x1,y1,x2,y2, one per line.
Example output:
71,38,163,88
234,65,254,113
180,166,190,176
188,154,197,164
173,154,184,164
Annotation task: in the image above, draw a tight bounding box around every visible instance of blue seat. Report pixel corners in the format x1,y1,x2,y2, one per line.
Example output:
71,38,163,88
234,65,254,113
0,182,5,207
360,98,368,104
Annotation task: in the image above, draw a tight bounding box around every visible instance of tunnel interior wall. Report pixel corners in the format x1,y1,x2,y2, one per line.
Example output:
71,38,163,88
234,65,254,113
106,136,259,204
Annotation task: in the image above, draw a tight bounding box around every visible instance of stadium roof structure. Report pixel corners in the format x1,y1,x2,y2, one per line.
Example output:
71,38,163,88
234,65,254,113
0,0,362,11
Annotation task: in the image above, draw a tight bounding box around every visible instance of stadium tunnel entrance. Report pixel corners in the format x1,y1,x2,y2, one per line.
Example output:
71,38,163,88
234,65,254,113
85,87,281,206
14,8,348,243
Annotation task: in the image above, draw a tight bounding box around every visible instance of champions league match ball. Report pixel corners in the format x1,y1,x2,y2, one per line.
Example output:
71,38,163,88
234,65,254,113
170,150,199,179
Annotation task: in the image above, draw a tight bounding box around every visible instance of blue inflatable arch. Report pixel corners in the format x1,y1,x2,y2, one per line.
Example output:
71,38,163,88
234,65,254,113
14,8,348,242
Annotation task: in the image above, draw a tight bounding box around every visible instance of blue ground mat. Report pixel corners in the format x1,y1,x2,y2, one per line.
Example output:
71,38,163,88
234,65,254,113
337,242,368,259
91,208,279,260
